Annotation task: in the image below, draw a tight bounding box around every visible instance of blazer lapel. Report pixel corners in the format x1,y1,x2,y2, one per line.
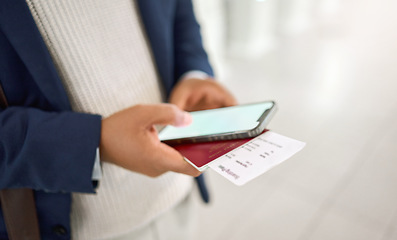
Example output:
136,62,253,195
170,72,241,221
0,0,71,111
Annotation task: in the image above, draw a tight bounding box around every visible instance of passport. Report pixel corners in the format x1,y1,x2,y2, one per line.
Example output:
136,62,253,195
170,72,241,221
170,130,269,171
170,130,306,185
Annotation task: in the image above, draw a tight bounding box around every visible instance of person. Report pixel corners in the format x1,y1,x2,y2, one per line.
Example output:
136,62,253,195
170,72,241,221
0,0,237,239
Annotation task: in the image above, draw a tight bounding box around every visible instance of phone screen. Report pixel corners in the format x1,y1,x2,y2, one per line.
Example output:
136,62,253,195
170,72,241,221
158,101,275,141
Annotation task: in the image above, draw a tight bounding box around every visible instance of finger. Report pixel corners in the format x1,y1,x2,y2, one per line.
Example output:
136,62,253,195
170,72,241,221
147,138,201,176
157,143,202,177
188,90,237,111
211,83,238,107
182,92,204,111
222,93,238,107
173,160,202,177
138,104,192,127
169,89,189,110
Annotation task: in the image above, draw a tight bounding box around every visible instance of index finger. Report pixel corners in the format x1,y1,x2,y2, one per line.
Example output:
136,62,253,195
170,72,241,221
135,104,192,127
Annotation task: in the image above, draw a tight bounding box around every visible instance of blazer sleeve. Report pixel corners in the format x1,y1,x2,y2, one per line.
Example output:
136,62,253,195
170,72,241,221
173,0,214,80
0,106,101,193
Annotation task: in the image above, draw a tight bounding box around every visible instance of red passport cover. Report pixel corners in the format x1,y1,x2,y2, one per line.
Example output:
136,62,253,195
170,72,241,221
170,130,269,169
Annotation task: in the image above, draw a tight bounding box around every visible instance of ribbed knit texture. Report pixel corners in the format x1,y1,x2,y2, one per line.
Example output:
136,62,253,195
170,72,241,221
25,0,193,239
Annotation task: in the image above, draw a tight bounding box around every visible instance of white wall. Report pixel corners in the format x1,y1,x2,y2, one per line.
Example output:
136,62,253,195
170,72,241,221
193,0,343,58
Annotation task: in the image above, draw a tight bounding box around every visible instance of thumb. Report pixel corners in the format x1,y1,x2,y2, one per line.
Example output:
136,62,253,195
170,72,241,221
142,104,192,127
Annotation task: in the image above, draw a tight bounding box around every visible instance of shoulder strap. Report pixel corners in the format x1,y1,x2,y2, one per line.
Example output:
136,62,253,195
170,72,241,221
0,83,8,109
0,83,41,240
0,189,41,240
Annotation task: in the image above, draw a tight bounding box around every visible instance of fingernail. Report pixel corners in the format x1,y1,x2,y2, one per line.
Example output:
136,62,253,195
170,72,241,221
177,112,192,127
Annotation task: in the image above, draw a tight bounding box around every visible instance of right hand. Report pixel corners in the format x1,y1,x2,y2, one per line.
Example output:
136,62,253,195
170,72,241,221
99,104,201,177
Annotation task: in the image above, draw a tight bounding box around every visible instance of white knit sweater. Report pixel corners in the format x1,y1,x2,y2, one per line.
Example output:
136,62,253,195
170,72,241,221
25,0,193,239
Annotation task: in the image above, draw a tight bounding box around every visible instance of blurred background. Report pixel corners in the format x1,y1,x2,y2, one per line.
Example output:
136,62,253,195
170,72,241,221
190,0,397,239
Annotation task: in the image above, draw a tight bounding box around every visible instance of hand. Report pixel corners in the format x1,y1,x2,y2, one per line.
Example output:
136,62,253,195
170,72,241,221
169,78,237,111
99,104,201,177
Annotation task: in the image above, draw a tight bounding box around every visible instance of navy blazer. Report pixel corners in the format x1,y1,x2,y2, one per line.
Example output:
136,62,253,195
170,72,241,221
0,0,213,239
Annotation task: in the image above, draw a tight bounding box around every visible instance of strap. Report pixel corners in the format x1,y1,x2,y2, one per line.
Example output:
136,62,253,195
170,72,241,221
0,189,41,240
0,82,8,109
0,83,41,240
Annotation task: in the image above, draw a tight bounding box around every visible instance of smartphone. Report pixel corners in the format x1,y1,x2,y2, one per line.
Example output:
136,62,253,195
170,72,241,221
159,101,277,144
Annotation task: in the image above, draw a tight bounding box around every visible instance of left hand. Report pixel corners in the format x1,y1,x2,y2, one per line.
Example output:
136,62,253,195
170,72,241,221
169,78,237,111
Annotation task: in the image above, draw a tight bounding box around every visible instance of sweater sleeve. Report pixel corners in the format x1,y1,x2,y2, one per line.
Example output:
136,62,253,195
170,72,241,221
0,106,102,193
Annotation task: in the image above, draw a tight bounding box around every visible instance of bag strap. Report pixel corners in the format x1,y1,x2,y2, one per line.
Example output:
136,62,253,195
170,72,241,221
0,83,8,109
0,84,41,240
0,189,41,240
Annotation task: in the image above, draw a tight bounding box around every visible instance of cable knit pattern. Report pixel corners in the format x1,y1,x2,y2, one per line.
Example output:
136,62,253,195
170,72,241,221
25,0,193,239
